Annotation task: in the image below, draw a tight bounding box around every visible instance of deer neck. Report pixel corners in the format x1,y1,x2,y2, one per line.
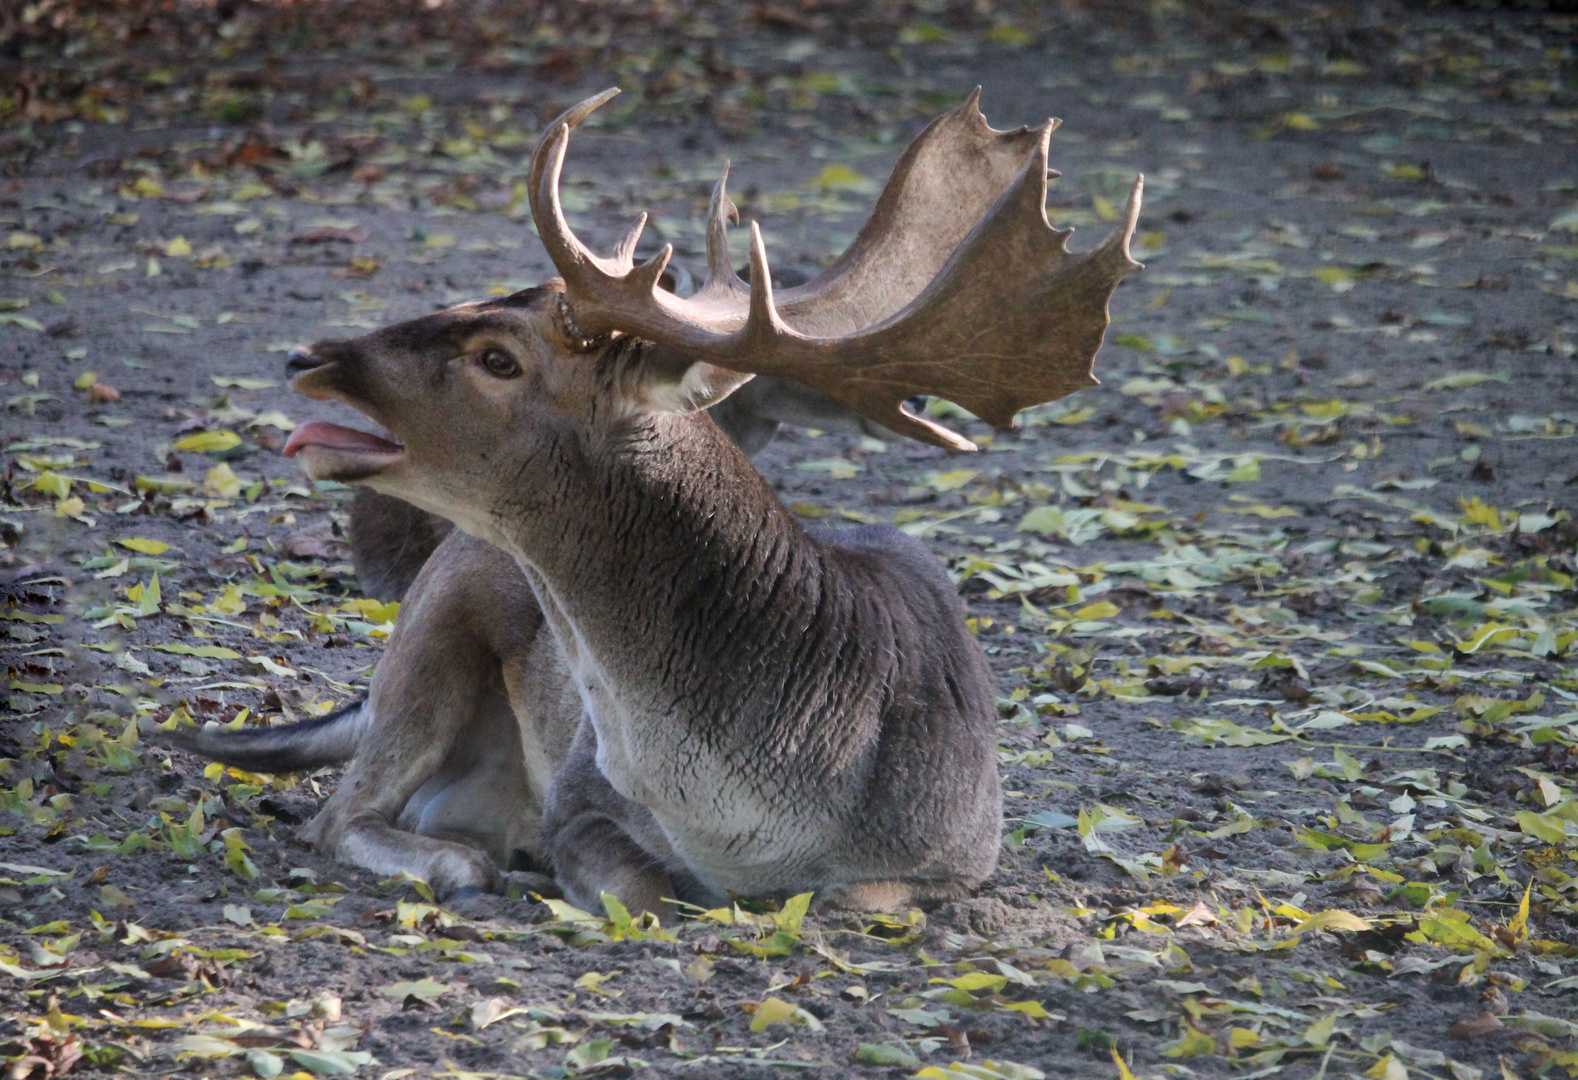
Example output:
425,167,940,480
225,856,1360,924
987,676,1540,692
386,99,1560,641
482,409,866,867
488,411,833,747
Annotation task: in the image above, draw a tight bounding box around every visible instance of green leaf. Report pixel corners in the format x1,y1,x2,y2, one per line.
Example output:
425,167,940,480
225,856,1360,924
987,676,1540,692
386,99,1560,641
247,1050,283,1078
174,1035,242,1058
856,1043,921,1067
1332,748,1364,782
152,643,242,660
1176,717,1291,747
601,892,632,930
1515,811,1568,844
1424,371,1510,391
1303,1013,1337,1046
565,1039,613,1069
222,827,259,879
773,892,813,936
134,573,162,617
1417,917,1493,951
1224,458,1261,482
285,1049,372,1075
212,375,277,390
378,978,449,1002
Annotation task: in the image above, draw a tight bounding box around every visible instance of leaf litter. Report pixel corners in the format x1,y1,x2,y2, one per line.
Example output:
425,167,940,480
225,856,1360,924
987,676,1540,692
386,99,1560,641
2,1,1577,1078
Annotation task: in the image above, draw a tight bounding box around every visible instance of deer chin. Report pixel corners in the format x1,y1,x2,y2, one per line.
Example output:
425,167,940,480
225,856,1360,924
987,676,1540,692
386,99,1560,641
284,420,406,483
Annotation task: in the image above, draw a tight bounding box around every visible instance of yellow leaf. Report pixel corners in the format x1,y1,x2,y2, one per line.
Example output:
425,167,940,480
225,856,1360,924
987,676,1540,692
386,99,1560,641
1000,1000,1052,1019
74,371,99,389
1458,496,1502,529
749,996,799,1032
205,463,242,498
811,164,867,191
573,970,620,997
1229,503,1299,519
948,971,1009,993
1110,1046,1139,1080
1072,601,1121,621
116,537,170,555
1428,372,1506,392
339,597,400,624
1508,881,1531,942
1365,1054,1409,1080
1161,1024,1216,1057
1290,909,1373,934
128,573,161,617
1093,194,1118,221
32,471,71,500
173,429,242,454
928,469,977,492
164,237,192,257
1385,162,1428,181
209,585,247,615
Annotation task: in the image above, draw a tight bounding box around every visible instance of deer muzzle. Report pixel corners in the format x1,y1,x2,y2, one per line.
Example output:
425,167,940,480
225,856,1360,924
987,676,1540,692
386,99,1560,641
281,346,406,481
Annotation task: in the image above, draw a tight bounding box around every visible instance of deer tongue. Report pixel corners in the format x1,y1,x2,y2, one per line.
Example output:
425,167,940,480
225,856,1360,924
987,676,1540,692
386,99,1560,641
283,421,404,459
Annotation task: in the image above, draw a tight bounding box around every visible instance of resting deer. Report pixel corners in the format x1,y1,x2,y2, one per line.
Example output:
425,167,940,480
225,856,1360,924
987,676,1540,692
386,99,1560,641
171,89,1141,916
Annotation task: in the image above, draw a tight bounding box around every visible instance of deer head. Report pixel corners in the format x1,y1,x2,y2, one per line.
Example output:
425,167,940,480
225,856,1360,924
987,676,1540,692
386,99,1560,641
282,88,1142,534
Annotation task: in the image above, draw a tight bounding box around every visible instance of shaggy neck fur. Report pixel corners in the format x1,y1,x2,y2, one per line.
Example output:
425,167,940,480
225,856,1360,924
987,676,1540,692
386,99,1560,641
490,407,878,767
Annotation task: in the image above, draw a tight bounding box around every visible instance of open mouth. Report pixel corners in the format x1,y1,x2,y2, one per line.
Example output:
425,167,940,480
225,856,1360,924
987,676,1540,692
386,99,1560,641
282,420,405,481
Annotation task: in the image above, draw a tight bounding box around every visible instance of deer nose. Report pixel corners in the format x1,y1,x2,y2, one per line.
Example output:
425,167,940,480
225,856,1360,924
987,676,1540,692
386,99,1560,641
286,346,328,374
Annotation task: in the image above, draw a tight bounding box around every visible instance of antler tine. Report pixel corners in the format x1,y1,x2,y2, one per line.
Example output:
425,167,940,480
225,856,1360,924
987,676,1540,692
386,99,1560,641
528,88,637,292
741,223,790,346
1095,174,1145,272
611,214,647,274
697,163,748,303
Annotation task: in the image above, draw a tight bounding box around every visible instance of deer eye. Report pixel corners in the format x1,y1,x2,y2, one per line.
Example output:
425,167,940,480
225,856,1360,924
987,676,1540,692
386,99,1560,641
478,349,521,379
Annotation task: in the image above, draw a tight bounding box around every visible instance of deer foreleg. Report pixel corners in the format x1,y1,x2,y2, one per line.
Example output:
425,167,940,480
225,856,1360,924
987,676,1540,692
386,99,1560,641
541,721,693,922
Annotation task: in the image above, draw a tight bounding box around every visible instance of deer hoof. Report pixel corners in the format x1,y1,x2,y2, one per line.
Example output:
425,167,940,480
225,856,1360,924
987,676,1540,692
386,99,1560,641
428,850,503,900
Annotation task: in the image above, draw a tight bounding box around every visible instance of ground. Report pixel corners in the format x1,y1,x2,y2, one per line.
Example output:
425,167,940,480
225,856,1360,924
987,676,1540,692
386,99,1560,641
2,2,1577,1079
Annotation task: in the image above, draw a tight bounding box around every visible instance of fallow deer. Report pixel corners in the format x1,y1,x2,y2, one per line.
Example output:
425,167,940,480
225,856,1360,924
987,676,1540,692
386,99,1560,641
170,88,1141,917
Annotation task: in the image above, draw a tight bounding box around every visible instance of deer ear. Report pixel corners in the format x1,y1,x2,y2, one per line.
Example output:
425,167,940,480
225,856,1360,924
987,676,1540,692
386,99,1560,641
639,346,755,414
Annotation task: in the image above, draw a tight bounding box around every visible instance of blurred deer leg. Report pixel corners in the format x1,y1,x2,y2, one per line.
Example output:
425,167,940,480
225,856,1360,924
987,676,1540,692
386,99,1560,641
306,535,546,898
308,700,504,898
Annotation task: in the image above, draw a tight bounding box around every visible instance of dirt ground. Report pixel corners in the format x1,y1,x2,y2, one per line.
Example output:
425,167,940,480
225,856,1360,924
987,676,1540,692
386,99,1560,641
3,2,1577,1078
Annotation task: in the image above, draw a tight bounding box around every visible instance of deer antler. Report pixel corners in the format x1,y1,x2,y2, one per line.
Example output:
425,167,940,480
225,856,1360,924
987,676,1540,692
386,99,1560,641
528,88,1142,451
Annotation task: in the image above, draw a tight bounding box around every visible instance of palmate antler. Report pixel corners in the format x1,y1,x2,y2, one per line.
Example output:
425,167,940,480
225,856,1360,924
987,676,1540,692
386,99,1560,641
528,87,1142,451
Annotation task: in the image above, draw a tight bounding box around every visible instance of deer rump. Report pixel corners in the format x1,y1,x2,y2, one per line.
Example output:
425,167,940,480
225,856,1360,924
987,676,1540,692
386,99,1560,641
169,88,1140,916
